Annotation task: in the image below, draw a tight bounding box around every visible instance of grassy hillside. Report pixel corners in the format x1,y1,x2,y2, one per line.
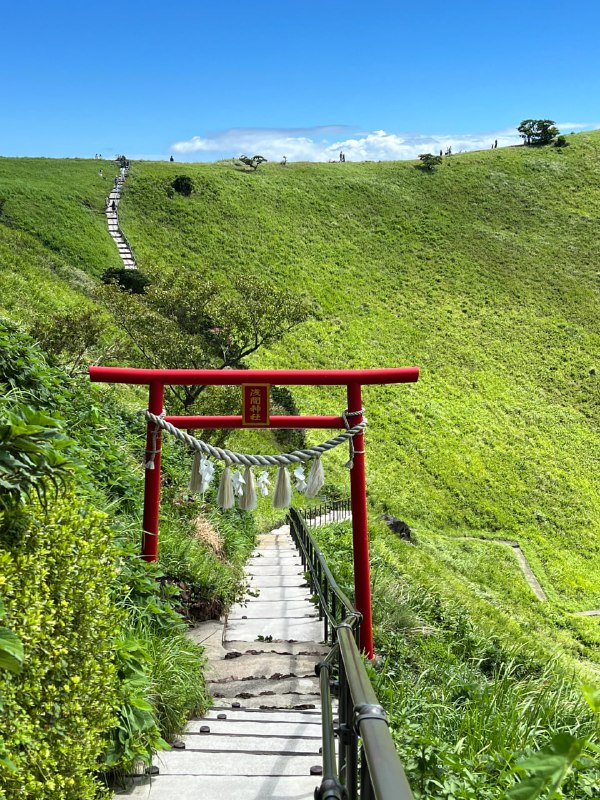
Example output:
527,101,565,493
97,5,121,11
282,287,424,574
0,139,599,794
116,137,599,631
0,157,121,320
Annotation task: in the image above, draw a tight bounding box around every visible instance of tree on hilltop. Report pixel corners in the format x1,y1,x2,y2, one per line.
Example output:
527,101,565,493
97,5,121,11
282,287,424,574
237,155,268,171
518,119,560,146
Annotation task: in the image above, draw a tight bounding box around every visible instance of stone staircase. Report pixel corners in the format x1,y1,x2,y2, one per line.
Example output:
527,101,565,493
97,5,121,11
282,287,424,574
118,522,332,800
106,166,136,270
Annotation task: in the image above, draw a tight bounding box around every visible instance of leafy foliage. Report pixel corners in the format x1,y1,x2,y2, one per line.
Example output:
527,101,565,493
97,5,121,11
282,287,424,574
0,323,214,792
507,687,600,799
170,175,194,196
0,407,75,510
0,597,24,773
518,119,560,146
101,266,150,294
0,495,120,800
418,153,443,171
237,154,267,170
99,270,312,411
314,521,600,798
0,320,61,408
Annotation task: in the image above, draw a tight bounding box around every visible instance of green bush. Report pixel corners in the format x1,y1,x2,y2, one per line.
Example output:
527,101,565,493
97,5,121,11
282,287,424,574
0,320,61,409
170,175,194,197
0,496,120,800
101,267,150,295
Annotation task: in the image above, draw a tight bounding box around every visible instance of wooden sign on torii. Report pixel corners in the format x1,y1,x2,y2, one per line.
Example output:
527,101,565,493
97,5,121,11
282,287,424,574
89,366,419,658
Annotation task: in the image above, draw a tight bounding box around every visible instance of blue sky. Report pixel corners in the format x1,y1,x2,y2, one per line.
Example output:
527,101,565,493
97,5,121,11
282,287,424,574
2,0,599,161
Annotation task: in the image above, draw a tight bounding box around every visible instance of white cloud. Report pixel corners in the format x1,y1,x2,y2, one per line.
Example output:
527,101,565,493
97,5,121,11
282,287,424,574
170,122,595,163
555,121,596,130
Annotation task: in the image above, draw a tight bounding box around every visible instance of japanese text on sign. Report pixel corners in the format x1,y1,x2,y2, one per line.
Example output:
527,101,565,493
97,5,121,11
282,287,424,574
242,384,271,427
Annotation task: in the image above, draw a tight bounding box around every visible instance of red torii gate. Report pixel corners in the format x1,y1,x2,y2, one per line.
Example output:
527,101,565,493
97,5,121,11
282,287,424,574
89,366,419,657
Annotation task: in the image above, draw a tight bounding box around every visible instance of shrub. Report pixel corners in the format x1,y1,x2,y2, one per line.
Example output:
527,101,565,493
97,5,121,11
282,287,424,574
555,135,569,148
0,319,61,409
0,406,75,510
0,495,120,800
170,175,194,197
418,153,443,171
101,268,150,295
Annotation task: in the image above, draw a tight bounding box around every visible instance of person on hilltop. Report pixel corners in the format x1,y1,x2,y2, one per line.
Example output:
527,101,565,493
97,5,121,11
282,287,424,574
170,155,174,162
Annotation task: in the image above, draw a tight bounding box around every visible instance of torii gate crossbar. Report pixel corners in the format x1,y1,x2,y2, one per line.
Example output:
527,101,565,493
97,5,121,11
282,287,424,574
89,366,419,657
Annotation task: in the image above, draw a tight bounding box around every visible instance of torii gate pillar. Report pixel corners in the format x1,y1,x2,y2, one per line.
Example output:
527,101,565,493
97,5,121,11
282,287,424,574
347,383,373,655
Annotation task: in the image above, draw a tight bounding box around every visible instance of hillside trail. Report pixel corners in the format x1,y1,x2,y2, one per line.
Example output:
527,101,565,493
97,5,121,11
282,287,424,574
106,166,136,270
116,509,350,800
436,533,600,615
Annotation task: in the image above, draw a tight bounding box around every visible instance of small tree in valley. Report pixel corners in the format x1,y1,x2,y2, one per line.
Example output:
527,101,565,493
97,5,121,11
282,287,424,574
98,272,312,413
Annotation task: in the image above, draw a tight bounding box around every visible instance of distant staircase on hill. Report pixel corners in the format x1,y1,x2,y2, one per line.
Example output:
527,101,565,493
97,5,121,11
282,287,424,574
106,166,136,270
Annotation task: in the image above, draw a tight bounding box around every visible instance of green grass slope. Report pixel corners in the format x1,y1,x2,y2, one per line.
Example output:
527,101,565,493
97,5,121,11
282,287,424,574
117,136,599,633
0,157,122,320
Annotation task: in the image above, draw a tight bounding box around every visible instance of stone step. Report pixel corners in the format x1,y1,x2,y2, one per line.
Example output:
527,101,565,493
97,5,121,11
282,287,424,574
224,616,323,642
206,653,320,682
247,565,304,576
228,601,318,619
155,748,321,776
187,718,320,737
180,733,322,754
116,774,320,799
211,694,321,710
202,708,322,722
222,641,328,657
245,575,309,588
252,548,299,557
247,557,302,566
241,587,317,601
209,676,320,700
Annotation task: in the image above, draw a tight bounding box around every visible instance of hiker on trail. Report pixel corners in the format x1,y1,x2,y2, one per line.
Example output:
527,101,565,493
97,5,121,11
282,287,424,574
114,177,118,189
170,155,174,162
111,200,116,212
440,149,443,157
494,139,498,149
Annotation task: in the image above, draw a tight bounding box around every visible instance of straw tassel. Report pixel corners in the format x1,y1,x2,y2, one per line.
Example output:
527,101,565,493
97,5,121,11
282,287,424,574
217,464,234,510
304,457,325,498
273,465,292,509
189,451,203,493
239,467,257,511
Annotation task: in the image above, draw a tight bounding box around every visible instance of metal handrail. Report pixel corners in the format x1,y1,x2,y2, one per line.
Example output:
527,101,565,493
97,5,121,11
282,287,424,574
338,626,414,800
301,498,352,527
288,508,415,800
289,507,358,643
